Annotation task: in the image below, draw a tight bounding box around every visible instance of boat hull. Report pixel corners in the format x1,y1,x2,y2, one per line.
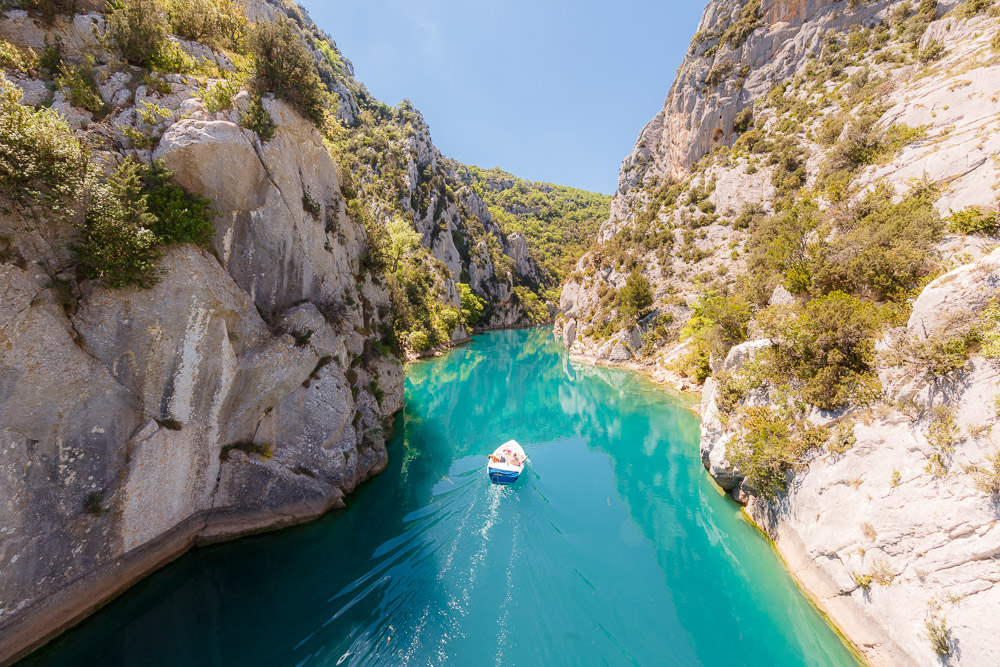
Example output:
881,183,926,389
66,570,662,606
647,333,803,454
488,467,521,485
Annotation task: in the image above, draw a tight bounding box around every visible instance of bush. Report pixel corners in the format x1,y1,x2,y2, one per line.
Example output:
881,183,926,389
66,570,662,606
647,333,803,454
818,114,845,145
619,268,653,319
56,56,106,113
720,0,762,47
981,300,1000,358
680,291,751,362
386,215,420,271
760,292,883,411
77,160,161,289
240,93,276,140
164,0,247,49
969,450,1000,495
958,0,993,17
729,407,827,498
916,0,939,22
948,205,999,235
408,330,431,352
22,0,77,24
0,39,38,73
0,79,88,217
925,610,952,658
733,107,753,135
734,202,766,230
458,282,485,327
247,18,326,125
925,405,958,476
142,163,215,246
199,78,240,113
918,38,946,63
810,182,942,300
106,0,169,67
514,285,550,324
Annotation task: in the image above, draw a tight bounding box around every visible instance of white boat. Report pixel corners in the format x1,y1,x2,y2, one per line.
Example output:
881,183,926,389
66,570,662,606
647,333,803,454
486,440,526,485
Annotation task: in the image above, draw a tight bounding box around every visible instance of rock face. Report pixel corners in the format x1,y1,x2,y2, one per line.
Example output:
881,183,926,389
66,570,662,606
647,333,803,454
560,0,994,366
0,10,409,664
555,0,1000,664
701,251,1000,666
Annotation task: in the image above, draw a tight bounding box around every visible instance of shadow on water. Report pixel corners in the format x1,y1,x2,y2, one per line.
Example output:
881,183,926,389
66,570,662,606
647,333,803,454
23,328,858,667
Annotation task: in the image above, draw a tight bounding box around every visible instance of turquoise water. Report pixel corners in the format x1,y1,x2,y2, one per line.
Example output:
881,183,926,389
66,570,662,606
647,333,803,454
24,328,856,666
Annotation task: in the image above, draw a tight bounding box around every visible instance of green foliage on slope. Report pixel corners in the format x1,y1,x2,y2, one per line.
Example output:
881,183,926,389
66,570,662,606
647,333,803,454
460,166,612,283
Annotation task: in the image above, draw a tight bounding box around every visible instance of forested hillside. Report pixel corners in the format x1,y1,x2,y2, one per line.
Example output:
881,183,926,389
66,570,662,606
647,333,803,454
460,165,612,287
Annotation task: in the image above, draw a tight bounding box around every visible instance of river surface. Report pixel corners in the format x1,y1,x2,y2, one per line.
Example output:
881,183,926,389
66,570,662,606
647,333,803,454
24,328,856,666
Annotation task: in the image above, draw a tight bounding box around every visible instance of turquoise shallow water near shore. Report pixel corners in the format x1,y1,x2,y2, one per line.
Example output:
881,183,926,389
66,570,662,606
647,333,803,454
24,328,856,666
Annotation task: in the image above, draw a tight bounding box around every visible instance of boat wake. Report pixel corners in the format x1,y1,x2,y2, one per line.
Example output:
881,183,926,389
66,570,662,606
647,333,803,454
326,464,525,666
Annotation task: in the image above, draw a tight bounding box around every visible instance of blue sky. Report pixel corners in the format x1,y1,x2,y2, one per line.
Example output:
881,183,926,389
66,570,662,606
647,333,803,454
300,1,705,194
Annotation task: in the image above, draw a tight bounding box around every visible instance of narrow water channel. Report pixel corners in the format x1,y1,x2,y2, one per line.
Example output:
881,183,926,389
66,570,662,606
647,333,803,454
24,328,857,666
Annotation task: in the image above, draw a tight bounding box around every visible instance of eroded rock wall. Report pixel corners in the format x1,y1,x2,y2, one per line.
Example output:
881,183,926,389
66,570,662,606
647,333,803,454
0,11,405,664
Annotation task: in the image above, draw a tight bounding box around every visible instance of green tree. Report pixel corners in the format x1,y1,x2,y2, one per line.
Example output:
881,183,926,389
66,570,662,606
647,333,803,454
681,291,752,362
164,0,247,49
247,18,326,125
77,160,161,288
760,291,882,410
386,216,421,272
458,283,485,327
0,78,87,218
106,0,169,67
619,268,654,319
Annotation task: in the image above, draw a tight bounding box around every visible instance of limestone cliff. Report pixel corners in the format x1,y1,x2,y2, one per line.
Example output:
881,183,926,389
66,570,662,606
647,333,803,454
558,0,1000,663
0,0,552,661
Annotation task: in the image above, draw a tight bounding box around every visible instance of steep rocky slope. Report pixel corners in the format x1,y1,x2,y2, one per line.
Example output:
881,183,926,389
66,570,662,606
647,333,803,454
558,0,1000,664
0,0,570,661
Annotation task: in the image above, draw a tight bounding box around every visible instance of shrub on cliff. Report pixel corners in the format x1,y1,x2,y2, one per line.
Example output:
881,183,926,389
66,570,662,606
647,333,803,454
21,0,77,25
957,0,993,17
720,0,762,48
810,181,942,300
0,79,88,218
106,0,170,67
948,206,999,236
619,268,653,319
680,291,751,363
247,18,326,125
0,39,38,73
142,163,215,247
514,286,550,325
759,291,882,411
729,407,827,498
164,0,247,49
76,160,162,288
458,283,485,327
915,0,939,22
56,56,106,113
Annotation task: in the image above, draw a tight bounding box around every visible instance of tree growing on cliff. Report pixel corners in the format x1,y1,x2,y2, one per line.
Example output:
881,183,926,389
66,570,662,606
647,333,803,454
458,283,485,327
76,160,161,288
758,291,883,411
247,18,326,125
386,215,421,272
105,0,169,67
0,79,87,219
164,0,247,49
619,268,653,319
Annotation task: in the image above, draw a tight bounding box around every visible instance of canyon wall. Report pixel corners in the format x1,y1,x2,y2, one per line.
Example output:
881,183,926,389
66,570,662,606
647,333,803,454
558,0,1000,663
0,0,549,661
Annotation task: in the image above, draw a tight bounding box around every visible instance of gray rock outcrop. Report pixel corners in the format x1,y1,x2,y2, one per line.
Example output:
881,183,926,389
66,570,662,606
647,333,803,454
0,26,402,667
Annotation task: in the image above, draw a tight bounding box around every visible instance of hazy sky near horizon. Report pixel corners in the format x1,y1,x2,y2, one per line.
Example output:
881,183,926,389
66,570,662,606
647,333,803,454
300,1,704,194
